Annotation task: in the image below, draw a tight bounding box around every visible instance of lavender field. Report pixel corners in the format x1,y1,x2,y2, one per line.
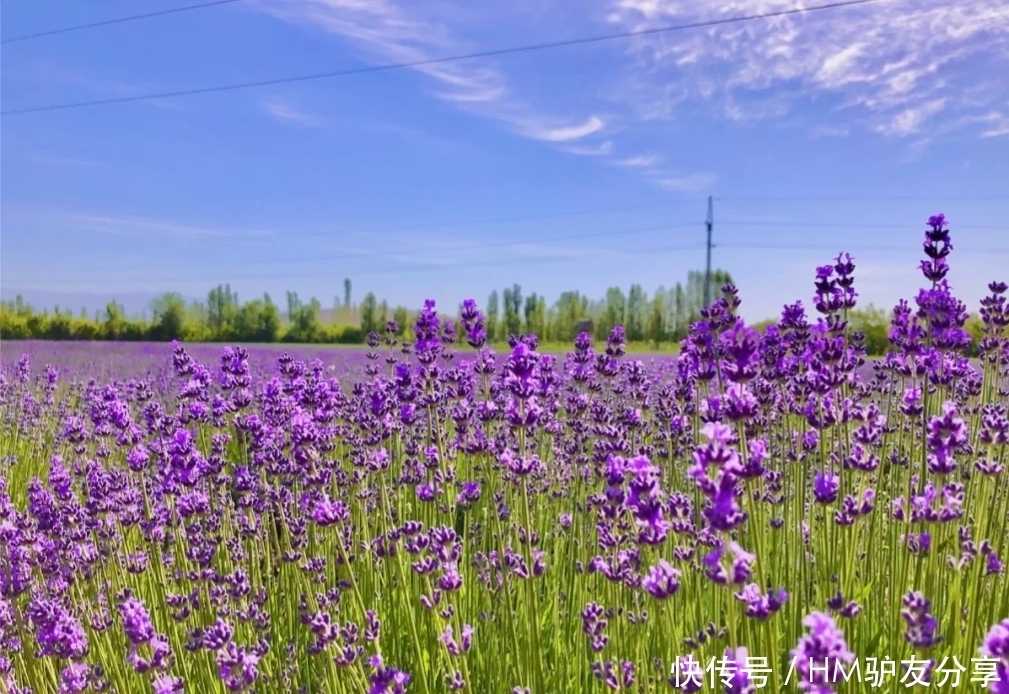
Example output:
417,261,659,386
2,215,1008,694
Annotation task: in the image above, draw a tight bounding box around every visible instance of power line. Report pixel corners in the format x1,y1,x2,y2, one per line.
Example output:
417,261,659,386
8,214,1005,284
1,0,241,44
151,199,701,242
7,199,703,247
717,220,1009,231
271,199,702,240
6,221,707,277
0,0,890,116
717,195,1009,202
3,241,709,287
337,199,703,234
10,238,1008,291
719,242,1009,254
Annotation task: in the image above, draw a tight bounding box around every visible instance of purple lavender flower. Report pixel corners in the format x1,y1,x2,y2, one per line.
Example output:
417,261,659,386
813,471,840,504
413,299,442,363
27,597,88,659
735,584,788,621
581,603,609,652
312,494,349,526
920,214,952,283
703,540,755,585
979,620,1009,689
439,623,474,656
368,655,411,694
216,642,260,691
119,596,156,645
721,646,757,694
789,612,855,693
642,560,681,600
59,663,90,694
902,591,943,650
152,674,185,694
926,401,967,474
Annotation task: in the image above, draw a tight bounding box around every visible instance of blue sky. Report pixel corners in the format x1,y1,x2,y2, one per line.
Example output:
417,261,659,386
2,0,1008,323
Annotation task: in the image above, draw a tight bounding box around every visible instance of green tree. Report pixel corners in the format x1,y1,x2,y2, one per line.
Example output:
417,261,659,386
672,283,687,340
523,292,547,339
260,293,282,342
626,283,646,342
647,291,666,346
965,314,984,357
599,287,626,339
286,291,302,324
149,293,187,341
393,306,409,336
43,309,74,340
552,290,587,342
285,296,323,343
683,269,734,324
486,290,500,342
103,301,127,340
234,293,281,342
503,284,523,337
344,278,352,309
234,299,263,342
523,292,537,335
360,292,380,335
848,304,891,356
207,283,239,340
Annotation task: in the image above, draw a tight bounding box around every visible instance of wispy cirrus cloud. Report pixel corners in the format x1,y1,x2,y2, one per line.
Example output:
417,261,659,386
260,99,327,127
523,115,606,142
604,0,1009,139
652,173,716,192
2,206,273,240
810,124,850,139
55,213,236,239
564,140,614,156
16,63,186,111
875,99,948,138
251,0,718,190
315,243,456,267
617,153,663,168
321,231,641,265
959,108,1009,139
254,0,609,148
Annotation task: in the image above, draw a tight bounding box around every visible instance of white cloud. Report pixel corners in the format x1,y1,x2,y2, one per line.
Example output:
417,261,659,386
255,0,603,146
810,124,850,138
497,242,625,261
975,110,1009,138
260,99,326,127
652,173,716,191
604,0,1009,138
2,207,273,240
618,153,663,167
55,213,230,239
564,140,614,156
876,99,947,137
816,44,864,87
249,0,1007,196
252,1,735,189
523,116,605,142
16,63,185,111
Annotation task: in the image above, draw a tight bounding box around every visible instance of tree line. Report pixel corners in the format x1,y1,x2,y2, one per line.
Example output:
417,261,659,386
0,269,735,346
3,268,982,355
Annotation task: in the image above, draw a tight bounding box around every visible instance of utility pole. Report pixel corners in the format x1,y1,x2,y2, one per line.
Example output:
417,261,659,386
703,195,713,309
